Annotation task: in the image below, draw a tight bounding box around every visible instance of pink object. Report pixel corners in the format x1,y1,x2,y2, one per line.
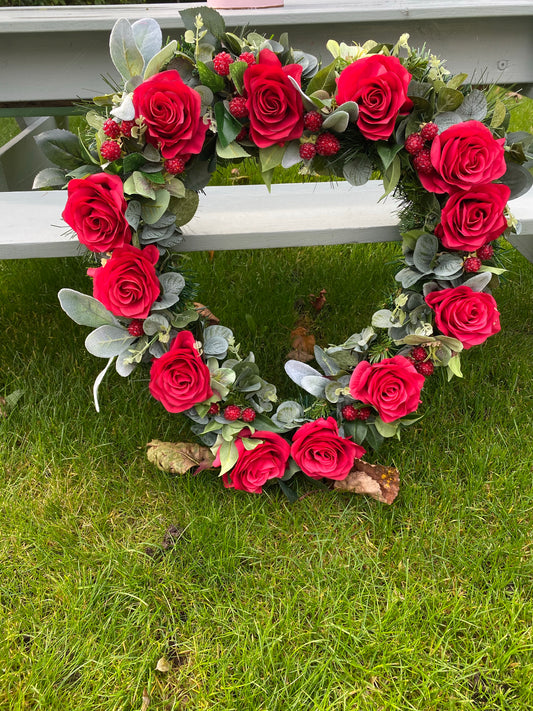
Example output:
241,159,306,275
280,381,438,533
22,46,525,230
207,0,283,8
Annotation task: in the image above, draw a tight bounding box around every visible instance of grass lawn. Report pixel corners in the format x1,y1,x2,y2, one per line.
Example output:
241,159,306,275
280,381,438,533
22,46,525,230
1,97,533,710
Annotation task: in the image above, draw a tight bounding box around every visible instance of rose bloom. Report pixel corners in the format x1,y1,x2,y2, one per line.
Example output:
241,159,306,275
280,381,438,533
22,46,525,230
291,417,365,481
425,285,501,349
335,54,412,141
417,120,506,193
214,429,290,494
436,183,511,252
87,244,160,319
149,330,213,413
349,355,425,424
243,48,304,148
132,69,208,159
62,173,131,253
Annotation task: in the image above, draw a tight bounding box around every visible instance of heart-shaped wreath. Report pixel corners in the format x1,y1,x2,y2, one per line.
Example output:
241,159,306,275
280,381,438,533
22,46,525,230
34,8,533,502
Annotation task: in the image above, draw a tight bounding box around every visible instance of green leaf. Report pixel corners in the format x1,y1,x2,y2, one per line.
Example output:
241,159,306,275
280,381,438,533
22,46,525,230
32,167,66,190
490,100,507,129
305,60,337,95
374,417,399,438
85,325,136,358
214,101,242,148
141,189,171,224
141,170,166,185
229,60,247,96
144,40,178,80
413,233,438,274
216,140,250,160
447,354,463,380
457,89,487,121
278,479,299,503
180,6,226,42
381,154,401,198
168,190,200,226
122,152,147,174
58,289,117,328
109,18,145,81
166,178,186,198
224,32,244,55
446,72,469,90
197,61,225,93
437,87,464,112
217,439,239,476
131,18,162,69
364,424,384,452
343,154,372,186
259,144,286,173
376,142,404,171
124,171,156,200
34,129,83,170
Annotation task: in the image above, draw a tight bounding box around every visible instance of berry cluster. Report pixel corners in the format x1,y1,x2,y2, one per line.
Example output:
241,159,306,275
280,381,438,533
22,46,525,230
299,112,341,162
405,123,439,175
208,403,256,423
409,346,435,376
341,405,372,421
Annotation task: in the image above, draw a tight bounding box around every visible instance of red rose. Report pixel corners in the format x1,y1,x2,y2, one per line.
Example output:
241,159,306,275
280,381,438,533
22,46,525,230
243,48,304,148
62,173,131,253
149,330,213,413
335,55,412,141
349,355,425,423
87,244,160,319
132,70,208,160
291,417,365,481
215,429,290,494
417,121,506,194
436,183,511,252
425,285,501,349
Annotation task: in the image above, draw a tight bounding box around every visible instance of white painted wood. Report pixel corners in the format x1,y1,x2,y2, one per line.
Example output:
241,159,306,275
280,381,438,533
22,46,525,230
0,2,532,104
1,182,532,264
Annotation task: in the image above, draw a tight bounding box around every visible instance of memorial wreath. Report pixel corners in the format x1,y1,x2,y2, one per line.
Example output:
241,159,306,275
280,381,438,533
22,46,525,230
34,8,533,502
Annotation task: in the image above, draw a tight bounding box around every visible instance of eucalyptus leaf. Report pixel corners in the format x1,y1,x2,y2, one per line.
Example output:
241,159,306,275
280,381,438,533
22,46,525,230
395,267,423,288
457,89,487,121
142,313,169,336
500,161,533,200
322,110,350,133
216,140,250,160
58,289,117,328
141,190,171,224
282,141,302,169
463,271,492,292
116,348,137,377
168,190,200,226
152,271,186,311
125,200,142,231
413,233,438,274
371,309,395,329
434,112,463,132
131,18,162,69
109,19,145,82
343,154,372,186
284,361,323,388
314,345,341,376
85,325,136,358
300,375,328,398
374,417,399,438
433,253,464,278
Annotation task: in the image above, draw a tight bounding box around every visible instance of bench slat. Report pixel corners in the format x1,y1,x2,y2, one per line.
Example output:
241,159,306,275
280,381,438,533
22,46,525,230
2,182,532,263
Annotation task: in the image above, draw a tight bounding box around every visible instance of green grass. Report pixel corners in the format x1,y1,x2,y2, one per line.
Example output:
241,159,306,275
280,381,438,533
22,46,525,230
1,96,533,709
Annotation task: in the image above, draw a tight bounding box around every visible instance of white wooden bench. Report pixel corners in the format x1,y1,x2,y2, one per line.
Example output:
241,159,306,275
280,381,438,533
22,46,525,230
1,181,533,264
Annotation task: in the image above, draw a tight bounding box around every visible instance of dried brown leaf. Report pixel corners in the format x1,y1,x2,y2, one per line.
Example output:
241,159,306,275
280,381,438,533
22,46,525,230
287,325,316,362
141,688,150,711
146,440,215,475
286,348,315,363
334,459,400,504
309,288,327,312
193,302,220,325
156,657,171,673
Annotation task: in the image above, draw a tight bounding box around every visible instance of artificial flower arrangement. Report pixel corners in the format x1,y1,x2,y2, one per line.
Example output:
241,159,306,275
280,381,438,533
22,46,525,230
34,7,533,502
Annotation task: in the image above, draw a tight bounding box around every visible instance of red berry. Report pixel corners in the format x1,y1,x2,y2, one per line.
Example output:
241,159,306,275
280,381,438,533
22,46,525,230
464,257,482,273
224,405,241,421
236,127,248,142
120,120,135,137
299,143,316,161
229,96,248,119
342,405,357,421
405,133,425,155
415,360,435,376
420,122,439,142
476,244,494,261
315,132,341,157
127,319,144,337
241,407,256,423
413,148,433,174
100,140,121,161
303,111,323,132
208,403,220,416
238,52,256,66
411,346,428,362
165,156,186,175
356,407,372,421
213,52,233,76
103,118,121,139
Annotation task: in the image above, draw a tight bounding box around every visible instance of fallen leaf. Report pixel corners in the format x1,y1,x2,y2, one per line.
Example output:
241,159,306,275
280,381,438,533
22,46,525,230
156,657,171,673
309,288,327,312
141,688,150,711
334,459,400,504
146,440,215,475
208,250,215,262
0,389,24,417
193,302,220,325
287,325,316,362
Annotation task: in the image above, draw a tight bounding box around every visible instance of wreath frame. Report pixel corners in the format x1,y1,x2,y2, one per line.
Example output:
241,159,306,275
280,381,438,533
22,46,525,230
34,7,533,502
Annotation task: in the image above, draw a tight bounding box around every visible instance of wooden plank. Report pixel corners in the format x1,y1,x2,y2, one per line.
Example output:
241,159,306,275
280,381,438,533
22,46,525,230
0,3,532,104
0,116,58,191
1,182,532,263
